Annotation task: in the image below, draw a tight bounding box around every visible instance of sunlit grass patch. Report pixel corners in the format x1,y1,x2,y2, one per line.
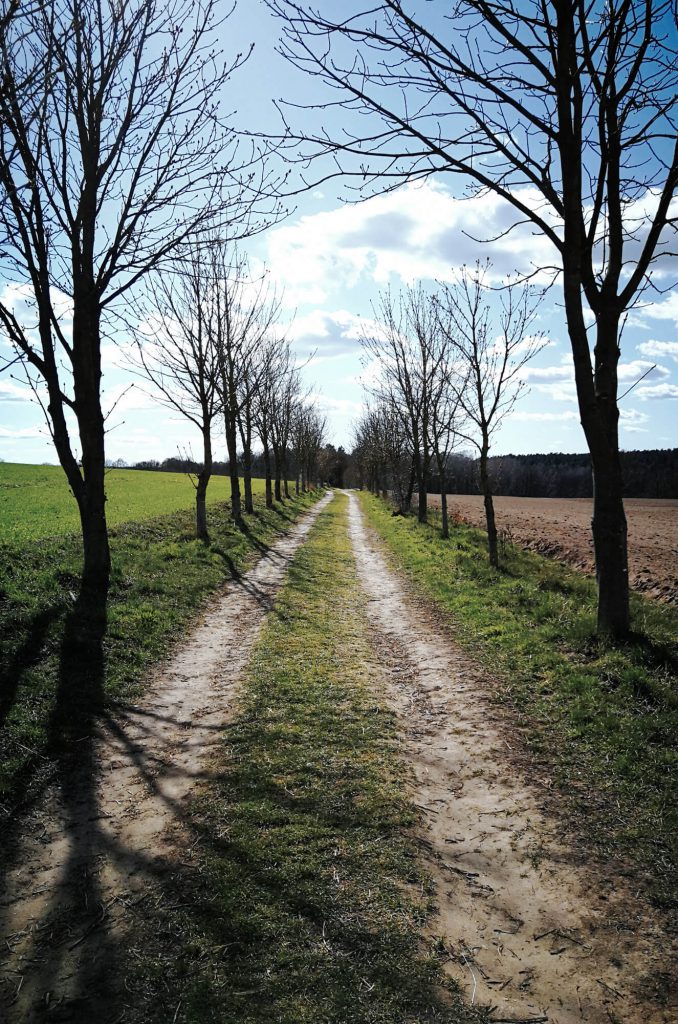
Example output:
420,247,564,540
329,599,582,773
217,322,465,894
0,492,319,816
0,462,275,544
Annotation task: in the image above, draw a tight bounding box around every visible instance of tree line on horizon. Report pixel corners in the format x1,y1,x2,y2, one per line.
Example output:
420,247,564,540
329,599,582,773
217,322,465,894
113,446,678,501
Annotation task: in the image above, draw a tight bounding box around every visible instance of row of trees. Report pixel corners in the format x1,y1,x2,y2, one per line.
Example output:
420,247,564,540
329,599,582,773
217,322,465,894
267,0,678,636
0,0,287,599
354,267,543,566
131,241,326,541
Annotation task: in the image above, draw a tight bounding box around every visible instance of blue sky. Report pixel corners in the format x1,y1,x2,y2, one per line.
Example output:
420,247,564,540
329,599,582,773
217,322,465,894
1,0,676,464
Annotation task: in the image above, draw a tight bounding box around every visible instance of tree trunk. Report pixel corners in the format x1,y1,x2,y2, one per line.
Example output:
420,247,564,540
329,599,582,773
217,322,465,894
242,448,254,514
563,264,630,636
262,441,273,508
283,458,291,499
71,295,111,597
195,424,212,542
78,484,111,597
224,417,242,525
591,453,629,635
479,447,498,568
273,444,282,502
438,460,449,539
405,460,416,512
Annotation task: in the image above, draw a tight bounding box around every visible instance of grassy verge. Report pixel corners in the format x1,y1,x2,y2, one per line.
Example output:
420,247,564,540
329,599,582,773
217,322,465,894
360,493,677,908
130,493,478,1024
0,492,319,816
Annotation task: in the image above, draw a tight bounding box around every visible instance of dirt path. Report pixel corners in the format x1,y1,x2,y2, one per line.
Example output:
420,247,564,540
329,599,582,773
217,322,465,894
0,493,332,1023
346,492,675,1024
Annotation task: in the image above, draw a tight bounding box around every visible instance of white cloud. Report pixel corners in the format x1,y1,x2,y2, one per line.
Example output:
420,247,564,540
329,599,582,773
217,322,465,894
265,181,558,304
617,359,668,382
635,382,678,400
636,339,678,363
510,410,578,422
103,381,161,416
619,408,649,432
0,379,33,403
637,292,678,327
0,425,47,439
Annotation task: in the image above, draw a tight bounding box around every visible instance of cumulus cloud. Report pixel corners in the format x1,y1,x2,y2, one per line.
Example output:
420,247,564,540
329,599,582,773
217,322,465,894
289,309,369,359
636,339,678,363
617,359,668,382
637,291,678,327
635,382,678,400
265,181,558,304
619,408,649,432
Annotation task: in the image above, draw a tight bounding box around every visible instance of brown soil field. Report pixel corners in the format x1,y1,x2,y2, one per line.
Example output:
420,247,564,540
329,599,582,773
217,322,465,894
428,494,678,604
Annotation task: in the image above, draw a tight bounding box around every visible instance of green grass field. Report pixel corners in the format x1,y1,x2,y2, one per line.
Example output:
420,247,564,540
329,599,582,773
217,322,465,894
0,462,268,543
0,462,319,817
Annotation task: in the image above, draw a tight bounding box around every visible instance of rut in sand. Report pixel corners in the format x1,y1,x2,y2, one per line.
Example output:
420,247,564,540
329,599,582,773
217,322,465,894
0,493,332,1024
346,490,674,1024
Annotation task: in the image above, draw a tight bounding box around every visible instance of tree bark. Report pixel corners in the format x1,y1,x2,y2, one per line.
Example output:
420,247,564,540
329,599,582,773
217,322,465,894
437,458,449,539
195,424,213,542
71,292,110,597
273,443,282,502
479,447,498,568
262,440,274,508
242,448,254,515
562,253,630,635
224,417,242,525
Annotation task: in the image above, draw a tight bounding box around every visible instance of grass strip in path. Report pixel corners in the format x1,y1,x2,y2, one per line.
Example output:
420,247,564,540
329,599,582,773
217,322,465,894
0,493,318,817
359,492,678,910
129,492,480,1024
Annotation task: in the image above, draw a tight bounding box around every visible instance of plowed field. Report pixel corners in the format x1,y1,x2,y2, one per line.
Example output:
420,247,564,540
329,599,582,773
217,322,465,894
429,494,678,604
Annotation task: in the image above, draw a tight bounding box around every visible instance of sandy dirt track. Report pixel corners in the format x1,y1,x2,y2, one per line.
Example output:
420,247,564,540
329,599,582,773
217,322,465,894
1,490,674,1024
429,494,678,604
348,491,675,1023
0,494,332,1023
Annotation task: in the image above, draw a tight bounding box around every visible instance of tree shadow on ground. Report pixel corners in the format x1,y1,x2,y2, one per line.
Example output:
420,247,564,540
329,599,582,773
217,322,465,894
0,607,61,729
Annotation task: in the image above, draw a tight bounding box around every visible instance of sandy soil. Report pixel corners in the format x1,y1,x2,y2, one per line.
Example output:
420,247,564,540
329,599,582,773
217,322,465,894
347,492,676,1023
0,494,332,1024
428,495,678,604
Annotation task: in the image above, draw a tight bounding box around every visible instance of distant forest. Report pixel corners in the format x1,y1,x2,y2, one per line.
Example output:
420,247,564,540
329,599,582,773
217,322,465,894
111,447,677,500
432,449,678,499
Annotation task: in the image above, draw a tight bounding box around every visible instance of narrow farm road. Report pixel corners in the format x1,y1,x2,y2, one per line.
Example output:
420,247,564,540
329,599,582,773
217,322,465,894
0,493,332,1023
346,491,673,1024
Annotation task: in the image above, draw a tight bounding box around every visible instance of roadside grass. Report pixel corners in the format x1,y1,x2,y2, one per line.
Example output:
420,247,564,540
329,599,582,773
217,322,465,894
0,492,318,817
360,493,678,908
0,463,276,544
130,493,479,1024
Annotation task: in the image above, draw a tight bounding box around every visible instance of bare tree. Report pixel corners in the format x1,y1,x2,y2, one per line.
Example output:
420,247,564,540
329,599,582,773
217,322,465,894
0,0,279,596
270,353,301,501
253,337,288,508
361,285,446,523
438,264,544,566
267,0,678,635
235,277,284,515
292,402,326,490
130,246,221,541
428,365,466,541
209,245,284,525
